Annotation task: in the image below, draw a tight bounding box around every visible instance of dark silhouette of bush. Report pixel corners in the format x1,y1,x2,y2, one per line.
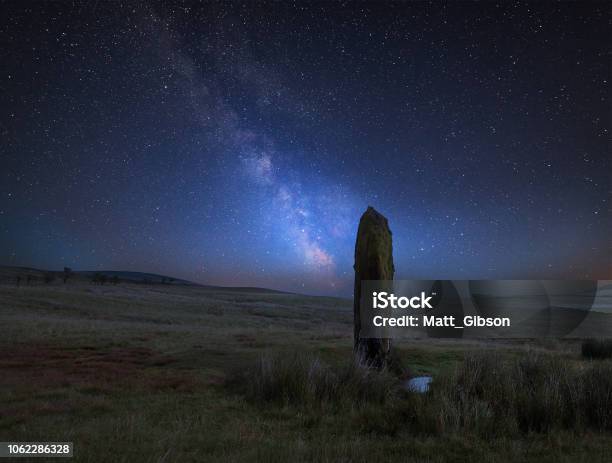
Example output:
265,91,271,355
16,276,21,287
111,275,120,285
92,273,107,285
43,273,55,284
26,275,33,285
582,338,612,359
63,267,73,284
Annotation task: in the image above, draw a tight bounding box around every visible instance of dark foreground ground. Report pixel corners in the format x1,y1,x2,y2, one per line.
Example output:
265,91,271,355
1,273,611,462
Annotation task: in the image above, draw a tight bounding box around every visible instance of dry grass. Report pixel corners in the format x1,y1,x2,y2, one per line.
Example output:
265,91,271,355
418,350,612,435
235,350,612,438
235,352,398,408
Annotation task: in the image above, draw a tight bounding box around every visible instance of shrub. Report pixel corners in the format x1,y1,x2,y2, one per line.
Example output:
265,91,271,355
581,338,612,359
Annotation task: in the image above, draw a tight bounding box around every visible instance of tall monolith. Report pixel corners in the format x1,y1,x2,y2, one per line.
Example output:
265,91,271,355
353,206,394,368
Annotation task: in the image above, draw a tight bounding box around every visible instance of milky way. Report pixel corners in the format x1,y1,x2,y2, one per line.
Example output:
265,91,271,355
1,2,610,295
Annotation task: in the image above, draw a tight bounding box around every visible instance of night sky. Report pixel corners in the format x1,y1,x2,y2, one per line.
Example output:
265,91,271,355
1,2,610,295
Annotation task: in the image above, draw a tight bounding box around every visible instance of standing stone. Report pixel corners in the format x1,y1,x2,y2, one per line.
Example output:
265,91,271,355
353,206,394,368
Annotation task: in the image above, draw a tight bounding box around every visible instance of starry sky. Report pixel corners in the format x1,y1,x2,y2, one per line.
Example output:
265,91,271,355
1,1,610,295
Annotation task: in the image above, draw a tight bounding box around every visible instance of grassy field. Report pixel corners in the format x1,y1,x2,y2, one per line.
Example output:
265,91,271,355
1,273,611,462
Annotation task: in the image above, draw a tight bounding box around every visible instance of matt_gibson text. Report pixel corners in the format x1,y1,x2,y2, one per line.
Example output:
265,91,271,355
372,315,511,328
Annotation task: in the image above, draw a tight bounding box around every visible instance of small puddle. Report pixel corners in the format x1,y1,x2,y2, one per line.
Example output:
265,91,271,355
404,376,432,393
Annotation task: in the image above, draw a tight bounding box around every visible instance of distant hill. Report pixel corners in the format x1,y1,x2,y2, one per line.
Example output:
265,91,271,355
0,265,288,294
77,270,195,285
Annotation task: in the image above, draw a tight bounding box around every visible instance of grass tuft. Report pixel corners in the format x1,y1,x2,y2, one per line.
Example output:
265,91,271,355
414,350,612,435
235,351,399,409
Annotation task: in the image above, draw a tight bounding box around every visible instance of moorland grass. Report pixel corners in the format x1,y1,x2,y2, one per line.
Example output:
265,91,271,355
2,279,612,462
237,350,612,436
234,351,398,409
423,350,612,435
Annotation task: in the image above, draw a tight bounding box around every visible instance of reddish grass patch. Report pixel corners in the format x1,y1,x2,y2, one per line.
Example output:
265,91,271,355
0,345,155,389
234,333,257,346
0,343,202,421
145,373,200,392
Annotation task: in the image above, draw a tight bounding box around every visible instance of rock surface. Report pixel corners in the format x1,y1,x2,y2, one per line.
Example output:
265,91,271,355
353,206,394,368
